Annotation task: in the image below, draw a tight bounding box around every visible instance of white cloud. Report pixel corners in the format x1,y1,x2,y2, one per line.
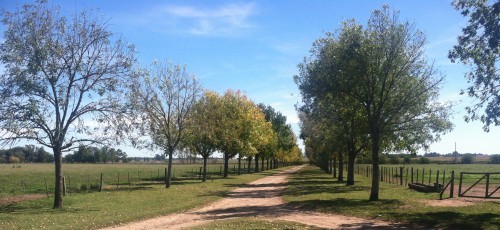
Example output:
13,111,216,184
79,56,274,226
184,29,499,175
159,3,257,36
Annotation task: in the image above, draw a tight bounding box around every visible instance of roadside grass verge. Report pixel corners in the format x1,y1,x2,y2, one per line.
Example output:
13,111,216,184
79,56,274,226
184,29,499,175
283,165,500,230
0,167,288,230
190,218,325,230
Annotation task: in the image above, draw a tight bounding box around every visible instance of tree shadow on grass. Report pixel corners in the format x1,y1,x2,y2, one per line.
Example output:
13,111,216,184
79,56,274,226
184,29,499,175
287,198,402,213
386,211,500,230
285,182,370,196
0,201,97,214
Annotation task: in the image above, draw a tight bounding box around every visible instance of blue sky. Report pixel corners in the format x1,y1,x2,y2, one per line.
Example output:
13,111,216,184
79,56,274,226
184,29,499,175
1,0,499,157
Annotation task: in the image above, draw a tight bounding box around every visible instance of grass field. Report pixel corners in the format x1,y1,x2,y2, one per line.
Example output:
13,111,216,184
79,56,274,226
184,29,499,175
283,165,500,229
0,165,288,230
0,162,264,198
1,163,498,229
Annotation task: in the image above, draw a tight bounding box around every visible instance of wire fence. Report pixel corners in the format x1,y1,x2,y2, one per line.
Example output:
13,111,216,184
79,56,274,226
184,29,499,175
1,161,291,197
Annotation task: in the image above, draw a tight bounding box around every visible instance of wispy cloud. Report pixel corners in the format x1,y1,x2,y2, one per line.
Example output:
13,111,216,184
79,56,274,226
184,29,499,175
158,2,257,36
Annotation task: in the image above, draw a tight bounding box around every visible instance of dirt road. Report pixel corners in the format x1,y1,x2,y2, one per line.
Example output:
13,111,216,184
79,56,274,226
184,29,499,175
102,166,397,229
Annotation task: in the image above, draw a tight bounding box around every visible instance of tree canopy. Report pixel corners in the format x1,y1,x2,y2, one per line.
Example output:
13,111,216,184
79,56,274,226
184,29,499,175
128,60,201,188
295,6,453,200
183,90,222,182
0,0,135,208
449,0,499,131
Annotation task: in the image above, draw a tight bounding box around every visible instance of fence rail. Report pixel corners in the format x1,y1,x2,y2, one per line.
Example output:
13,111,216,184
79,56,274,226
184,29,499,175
353,164,499,199
458,172,500,199
1,161,294,197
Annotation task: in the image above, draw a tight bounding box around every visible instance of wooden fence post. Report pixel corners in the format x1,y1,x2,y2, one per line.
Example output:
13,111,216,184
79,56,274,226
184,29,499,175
99,173,103,192
400,167,403,185
62,176,66,196
450,170,455,198
411,167,413,183
435,170,440,188
422,168,425,184
458,172,463,197
486,173,490,198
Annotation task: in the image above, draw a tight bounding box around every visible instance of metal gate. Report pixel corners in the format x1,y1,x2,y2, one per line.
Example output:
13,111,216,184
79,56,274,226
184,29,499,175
458,172,500,199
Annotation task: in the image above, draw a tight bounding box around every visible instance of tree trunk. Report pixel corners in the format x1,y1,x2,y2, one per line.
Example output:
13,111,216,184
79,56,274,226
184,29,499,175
329,156,332,174
338,152,344,182
261,157,264,171
53,147,63,209
346,150,356,186
166,148,173,188
237,154,241,175
370,132,380,201
223,152,230,178
266,158,269,170
202,156,208,182
247,156,252,173
333,156,337,178
255,154,259,172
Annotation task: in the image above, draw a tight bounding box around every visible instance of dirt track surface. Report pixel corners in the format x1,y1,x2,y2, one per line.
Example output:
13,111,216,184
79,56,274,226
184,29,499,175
102,166,399,229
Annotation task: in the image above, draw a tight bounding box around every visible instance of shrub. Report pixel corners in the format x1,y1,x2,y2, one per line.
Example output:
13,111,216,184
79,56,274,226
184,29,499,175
489,154,500,164
379,154,387,164
461,154,474,164
90,184,100,190
356,155,372,164
418,157,430,164
403,156,411,164
389,155,400,164
9,156,20,164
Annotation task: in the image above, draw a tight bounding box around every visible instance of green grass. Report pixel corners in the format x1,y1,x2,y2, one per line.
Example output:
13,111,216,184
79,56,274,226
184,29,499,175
0,166,287,230
283,165,500,230
190,218,325,230
0,163,255,198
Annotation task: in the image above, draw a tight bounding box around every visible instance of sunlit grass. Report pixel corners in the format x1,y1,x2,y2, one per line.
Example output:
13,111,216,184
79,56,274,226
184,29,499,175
190,218,325,230
0,163,248,198
0,167,286,230
283,165,500,230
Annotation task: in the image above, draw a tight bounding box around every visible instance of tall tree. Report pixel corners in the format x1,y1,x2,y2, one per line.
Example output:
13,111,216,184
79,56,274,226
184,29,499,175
295,7,453,201
258,104,296,163
449,0,499,131
216,90,267,178
0,1,135,208
128,60,201,188
184,90,220,182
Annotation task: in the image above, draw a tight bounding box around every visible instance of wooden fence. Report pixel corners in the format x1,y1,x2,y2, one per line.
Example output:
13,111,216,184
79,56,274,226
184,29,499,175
354,165,499,199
